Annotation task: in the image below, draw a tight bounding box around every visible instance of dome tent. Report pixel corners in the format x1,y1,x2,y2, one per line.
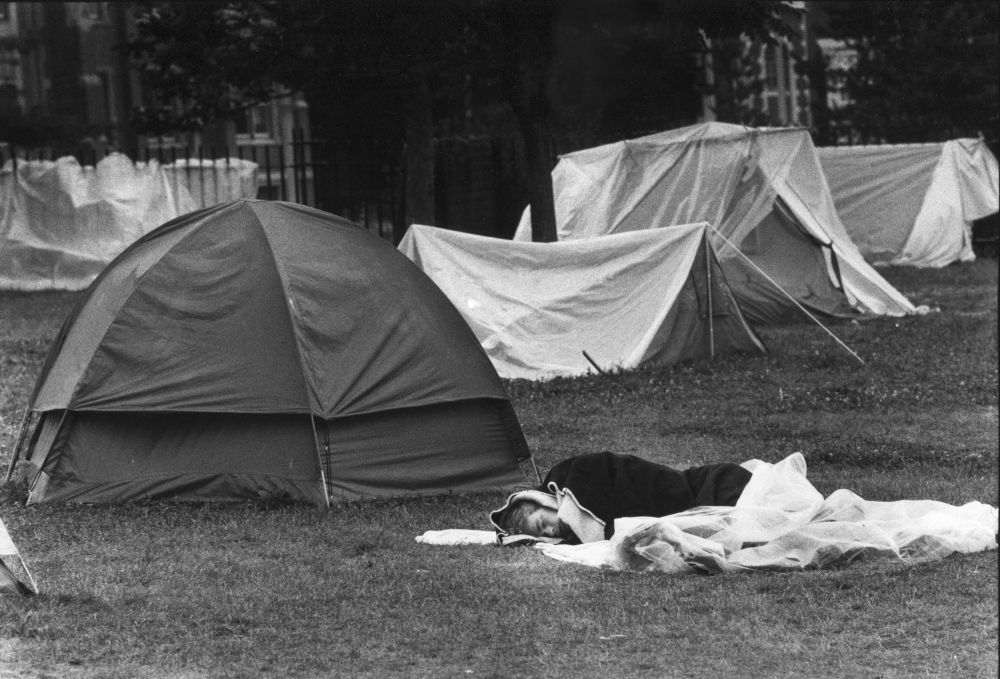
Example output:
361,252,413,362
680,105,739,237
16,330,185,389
12,200,531,505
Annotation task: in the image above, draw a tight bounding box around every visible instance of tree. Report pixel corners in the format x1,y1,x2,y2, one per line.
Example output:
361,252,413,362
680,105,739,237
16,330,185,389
127,1,793,242
820,1,999,143
126,1,460,228
463,0,795,241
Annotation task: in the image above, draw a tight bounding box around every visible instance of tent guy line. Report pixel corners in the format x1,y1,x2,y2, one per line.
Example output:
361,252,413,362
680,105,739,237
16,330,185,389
707,223,865,365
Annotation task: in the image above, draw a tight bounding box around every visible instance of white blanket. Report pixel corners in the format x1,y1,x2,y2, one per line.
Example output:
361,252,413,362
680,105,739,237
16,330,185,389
416,453,999,574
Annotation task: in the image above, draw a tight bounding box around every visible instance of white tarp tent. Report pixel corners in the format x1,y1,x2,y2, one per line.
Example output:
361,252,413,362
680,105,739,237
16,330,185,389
164,157,260,208
1,515,36,596
515,123,916,325
0,153,196,291
817,140,999,268
399,222,766,381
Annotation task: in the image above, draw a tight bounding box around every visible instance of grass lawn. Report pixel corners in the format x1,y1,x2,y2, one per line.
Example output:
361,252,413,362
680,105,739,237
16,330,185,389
0,260,997,679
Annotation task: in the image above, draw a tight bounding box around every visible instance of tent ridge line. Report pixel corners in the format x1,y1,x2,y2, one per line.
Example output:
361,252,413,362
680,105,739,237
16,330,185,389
249,204,324,415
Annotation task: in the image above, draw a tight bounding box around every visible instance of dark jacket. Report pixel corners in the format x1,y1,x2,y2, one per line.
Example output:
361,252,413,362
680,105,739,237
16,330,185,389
539,452,752,540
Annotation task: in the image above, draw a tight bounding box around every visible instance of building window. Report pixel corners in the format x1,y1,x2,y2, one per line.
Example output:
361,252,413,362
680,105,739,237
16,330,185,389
0,48,17,85
80,3,107,23
764,45,778,89
235,104,275,143
781,45,795,91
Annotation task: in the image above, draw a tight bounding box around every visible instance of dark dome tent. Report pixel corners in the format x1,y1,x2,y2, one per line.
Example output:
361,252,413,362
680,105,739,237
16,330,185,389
11,200,532,505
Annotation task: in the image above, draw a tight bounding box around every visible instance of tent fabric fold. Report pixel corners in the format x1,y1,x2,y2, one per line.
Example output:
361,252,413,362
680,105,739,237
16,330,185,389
817,139,999,268
514,123,915,325
19,200,531,504
399,222,765,381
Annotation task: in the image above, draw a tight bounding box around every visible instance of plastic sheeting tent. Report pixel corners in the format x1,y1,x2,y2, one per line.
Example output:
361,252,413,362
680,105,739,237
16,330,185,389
0,153,260,291
533,453,999,573
164,157,260,209
817,140,1000,268
515,123,916,325
0,515,36,596
1,153,195,291
399,223,766,381
12,200,531,504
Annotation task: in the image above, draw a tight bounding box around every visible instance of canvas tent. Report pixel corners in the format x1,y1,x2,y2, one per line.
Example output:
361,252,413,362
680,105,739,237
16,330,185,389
399,223,766,381
816,140,999,268
0,515,37,596
0,153,197,291
10,200,530,505
514,123,916,325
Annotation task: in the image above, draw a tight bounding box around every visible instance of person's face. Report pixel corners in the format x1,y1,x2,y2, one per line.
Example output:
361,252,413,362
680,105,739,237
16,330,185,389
526,506,564,538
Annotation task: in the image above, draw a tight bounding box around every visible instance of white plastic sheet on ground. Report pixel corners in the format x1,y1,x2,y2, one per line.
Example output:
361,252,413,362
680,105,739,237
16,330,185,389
399,222,765,381
817,140,999,268
534,453,998,573
0,153,197,291
514,123,915,324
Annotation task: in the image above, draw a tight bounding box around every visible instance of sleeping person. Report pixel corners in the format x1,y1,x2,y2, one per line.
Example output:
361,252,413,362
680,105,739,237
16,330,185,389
490,451,752,544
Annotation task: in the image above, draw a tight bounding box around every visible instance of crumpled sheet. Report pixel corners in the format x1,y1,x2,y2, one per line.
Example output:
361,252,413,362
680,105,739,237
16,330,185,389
536,453,998,573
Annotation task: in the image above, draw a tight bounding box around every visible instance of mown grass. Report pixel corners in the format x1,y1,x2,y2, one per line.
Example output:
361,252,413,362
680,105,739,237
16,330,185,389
0,260,997,679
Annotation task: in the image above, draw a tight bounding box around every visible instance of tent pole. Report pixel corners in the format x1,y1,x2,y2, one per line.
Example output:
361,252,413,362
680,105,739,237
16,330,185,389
529,457,542,486
704,228,715,361
308,415,331,508
4,409,33,485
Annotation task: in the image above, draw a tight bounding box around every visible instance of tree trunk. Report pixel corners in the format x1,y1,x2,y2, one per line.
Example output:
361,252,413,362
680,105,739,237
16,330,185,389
501,6,558,243
403,65,435,242
521,115,558,243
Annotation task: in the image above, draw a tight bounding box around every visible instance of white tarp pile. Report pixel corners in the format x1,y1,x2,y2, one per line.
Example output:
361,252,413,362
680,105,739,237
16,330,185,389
0,153,197,291
0,515,36,596
515,123,916,325
535,453,998,573
399,223,766,381
817,140,999,268
163,157,259,208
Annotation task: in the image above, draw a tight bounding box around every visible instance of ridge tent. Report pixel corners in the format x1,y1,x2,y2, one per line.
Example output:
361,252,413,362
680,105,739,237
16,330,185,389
817,140,999,268
10,200,531,505
399,223,766,381
0,153,197,291
0,515,37,596
514,123,915,325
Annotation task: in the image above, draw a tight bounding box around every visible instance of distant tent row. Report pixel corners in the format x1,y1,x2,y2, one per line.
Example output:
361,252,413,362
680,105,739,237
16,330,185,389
400,222,766,381
12,201,530,505
514,123,916,325
0,154,258,291
817,140,999,268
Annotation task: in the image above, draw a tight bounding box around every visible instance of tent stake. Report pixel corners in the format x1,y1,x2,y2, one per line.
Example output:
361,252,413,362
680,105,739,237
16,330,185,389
4,409,33,485
708,224,865,365
582,350,605,374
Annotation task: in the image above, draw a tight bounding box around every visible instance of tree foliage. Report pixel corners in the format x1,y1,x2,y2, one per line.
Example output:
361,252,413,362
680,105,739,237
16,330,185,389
821,0,999,143
127,1,794,240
